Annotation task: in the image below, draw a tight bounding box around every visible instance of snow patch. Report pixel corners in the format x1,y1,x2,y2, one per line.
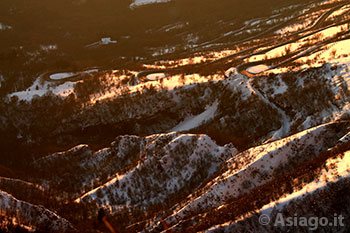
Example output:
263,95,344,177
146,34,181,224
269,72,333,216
170,101,218,132
50,72,76,80
247,64,269,74
130,0,171,9
0,23,12,30
8,77,77,101
146,73,166,81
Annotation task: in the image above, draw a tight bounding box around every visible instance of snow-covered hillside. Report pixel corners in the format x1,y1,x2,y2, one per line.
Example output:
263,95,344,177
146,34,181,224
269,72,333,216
0,191,75,232
73,133,237,211
149,121,349,230
206,147,350,232
2,0,350,232
31,132,237,209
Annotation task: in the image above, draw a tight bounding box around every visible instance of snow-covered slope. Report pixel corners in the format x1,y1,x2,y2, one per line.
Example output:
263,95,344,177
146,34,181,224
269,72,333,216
32,136,148,197
8,76,77,101
0,191,76,232
206,146,350,232
157,121,348,228
170,101,218,132
2,1,350,232
75,132,237,211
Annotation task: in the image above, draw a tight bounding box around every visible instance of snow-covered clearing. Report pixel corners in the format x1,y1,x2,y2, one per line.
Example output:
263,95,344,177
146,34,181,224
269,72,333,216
146,73,166,81
170,101,218,132
152,46,176,57
50,72,76,80
49,69,98,80
8,77,78,101
247,64,269,74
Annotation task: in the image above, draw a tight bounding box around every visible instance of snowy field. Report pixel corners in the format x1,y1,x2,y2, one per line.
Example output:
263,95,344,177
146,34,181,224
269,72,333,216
247,64,269,74
8,77,77,101
170,101,218,132
49,69,98,80
50,72,76,80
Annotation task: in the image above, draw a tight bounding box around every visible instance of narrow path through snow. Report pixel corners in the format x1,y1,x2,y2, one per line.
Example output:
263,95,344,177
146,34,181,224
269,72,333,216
247,79,290,139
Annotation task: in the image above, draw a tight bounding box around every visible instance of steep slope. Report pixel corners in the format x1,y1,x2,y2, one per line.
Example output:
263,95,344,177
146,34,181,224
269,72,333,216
32,136,148,198
205,145,350,232
0,191,76,232
148,121,348,231
75,133,237,212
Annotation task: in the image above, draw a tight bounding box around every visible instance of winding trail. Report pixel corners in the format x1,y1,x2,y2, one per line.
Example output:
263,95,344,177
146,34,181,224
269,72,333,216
246,78,290,140
137,2,349,81
240,3,350,76
237,2,350,140
39,2,348,84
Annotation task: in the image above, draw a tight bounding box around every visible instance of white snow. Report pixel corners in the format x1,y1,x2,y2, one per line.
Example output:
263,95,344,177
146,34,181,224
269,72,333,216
0,190,75,232
101,37,117,44
251,23,348,66
275,20,312,35
152,46,176,57
86,37,117,47
84,68,99,74
247,79,290,140
272,79,288,97
170,101,218,132
90,72,222,104
40,44,57,51
261,149,350,215
159,22,186,32
206,148,350,232
328,4,350,18
75,132,237,211
8,76,77,101
130,0,171,8
50,72,76,80
0,23,12,30
165,122,340,225
49,69,98,80
246,64,269,74
146,49,236,69
297,38,350,68
338,131,350,143
146,73,166,81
